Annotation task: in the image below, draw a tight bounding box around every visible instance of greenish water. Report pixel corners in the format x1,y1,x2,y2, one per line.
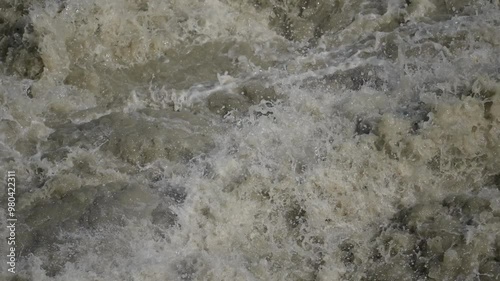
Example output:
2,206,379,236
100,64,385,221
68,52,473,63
1,0,500,280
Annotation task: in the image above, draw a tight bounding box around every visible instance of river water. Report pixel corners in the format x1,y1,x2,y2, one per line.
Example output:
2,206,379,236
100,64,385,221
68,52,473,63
1,0,500,280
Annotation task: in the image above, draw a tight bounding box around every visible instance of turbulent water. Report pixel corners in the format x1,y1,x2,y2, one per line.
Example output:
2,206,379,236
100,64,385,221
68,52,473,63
1,0,500,280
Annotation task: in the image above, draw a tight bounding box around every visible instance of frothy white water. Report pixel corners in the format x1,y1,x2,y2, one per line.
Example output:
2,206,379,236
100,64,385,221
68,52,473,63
1,0,500,280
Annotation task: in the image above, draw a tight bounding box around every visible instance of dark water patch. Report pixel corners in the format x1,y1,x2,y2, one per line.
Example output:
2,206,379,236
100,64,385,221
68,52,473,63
208,90,250,116
0,3,44,79
173,256,201,281
490,173,500,189
364,192,500,281
44,111,214,166
151,203,178,228
339,240,356,265
379,33,400,61
324,65,385,91
285,202,307,229
15,181,159,276
355,118,374,135
162,184,187,204
398,102,431,133
360,1,387,16
240,80,279,104
16,184,104,272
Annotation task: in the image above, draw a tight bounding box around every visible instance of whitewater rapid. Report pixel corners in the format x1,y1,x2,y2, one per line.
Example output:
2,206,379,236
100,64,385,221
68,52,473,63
1,0,500,280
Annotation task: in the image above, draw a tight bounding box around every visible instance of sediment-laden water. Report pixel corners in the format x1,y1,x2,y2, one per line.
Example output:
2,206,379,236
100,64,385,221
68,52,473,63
1,0,500,280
